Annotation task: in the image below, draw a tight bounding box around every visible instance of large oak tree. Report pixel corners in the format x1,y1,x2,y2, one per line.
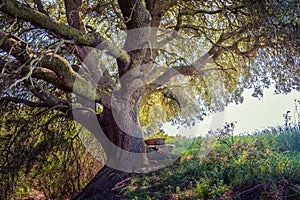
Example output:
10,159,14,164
0,0,299,199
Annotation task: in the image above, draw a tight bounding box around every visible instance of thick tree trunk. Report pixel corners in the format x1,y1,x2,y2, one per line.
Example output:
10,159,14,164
72,106,148,200
72,165,129,200
73,1,153,198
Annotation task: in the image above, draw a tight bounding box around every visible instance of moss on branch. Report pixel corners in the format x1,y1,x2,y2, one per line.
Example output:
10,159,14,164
0,30,110,106
0,0,130,66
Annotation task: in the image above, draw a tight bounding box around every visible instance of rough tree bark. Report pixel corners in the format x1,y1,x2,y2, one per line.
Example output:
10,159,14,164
72,107,147,200
72,1,154,199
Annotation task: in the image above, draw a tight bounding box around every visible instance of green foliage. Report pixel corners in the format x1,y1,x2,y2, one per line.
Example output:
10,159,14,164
0,101,102,199
139,89,180,128
115,128,300,199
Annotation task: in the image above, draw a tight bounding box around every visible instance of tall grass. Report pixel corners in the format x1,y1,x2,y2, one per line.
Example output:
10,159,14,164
115,127,300,199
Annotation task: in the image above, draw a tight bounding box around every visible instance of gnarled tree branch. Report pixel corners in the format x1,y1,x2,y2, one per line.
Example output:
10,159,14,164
0,0,130,66
0,30,111,107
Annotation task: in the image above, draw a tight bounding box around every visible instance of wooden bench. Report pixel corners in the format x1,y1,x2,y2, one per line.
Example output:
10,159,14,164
144,138,165,145
144,138,176,161
144,138,174,152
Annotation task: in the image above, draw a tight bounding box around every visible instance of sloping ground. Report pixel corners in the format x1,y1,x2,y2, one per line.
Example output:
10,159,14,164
114,130,300,199
221,181,300,200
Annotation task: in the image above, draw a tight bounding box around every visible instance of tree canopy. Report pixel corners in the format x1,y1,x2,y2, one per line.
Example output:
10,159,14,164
0,0,299,199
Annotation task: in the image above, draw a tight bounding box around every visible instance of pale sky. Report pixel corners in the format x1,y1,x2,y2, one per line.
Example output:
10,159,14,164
163,86,300,137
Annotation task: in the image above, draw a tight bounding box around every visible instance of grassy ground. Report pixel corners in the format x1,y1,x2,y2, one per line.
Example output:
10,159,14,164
114,129,300,200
